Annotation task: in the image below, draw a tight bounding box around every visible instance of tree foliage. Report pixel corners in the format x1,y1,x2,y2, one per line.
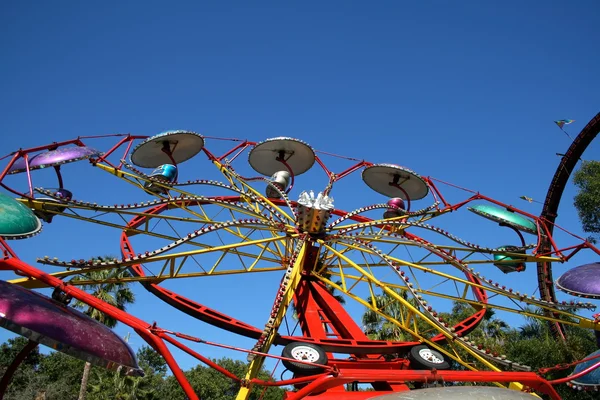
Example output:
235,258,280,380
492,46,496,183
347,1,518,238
0,337,42,397
362,296,599,400
157,358,285,400
0,341,286,400
70,259,137,400
573,160,600,243
71,266,136,329
362,288,424,342
1,303,598,399
1,342,84,400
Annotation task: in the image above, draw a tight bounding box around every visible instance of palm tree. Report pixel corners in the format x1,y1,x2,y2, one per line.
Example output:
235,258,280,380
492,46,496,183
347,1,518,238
71,259,135,400
518,306,548,340
480,309,510,342
362,288,419,342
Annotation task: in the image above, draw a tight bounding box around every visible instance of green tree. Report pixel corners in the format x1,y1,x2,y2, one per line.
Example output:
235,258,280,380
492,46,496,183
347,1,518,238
573,160,600,243
480,309,509,341
362,297,599,399
157,357,285,400
438,303,510,355
505,324,597,400
136,345,167,377
0,337,41,369
86,346,168,400
71,263,136,400
10,345,169,400
37,351,87,399
87,364,161,400
362,288,428,342
0,337,42,398
0,340,86,400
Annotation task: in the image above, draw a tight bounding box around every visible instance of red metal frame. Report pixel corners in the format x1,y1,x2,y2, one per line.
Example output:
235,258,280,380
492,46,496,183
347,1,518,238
118,198,492,354
0,241,199,400
0,134,590,262
292,276,411,395
0,340,38,395
93,134,148,169
537,112,600,340
282,369,562,400
0,251,570,400
1,128,599,398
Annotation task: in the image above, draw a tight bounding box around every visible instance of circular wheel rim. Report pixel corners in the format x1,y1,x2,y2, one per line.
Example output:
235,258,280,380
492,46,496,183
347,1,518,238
290,346,322,363
418,348,444,364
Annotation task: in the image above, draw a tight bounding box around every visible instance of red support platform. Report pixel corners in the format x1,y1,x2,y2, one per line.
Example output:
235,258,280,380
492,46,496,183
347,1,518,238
292,274,411,396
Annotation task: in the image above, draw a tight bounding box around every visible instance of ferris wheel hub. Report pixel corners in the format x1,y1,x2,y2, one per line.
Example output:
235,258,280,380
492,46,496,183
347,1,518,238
296,190,334,234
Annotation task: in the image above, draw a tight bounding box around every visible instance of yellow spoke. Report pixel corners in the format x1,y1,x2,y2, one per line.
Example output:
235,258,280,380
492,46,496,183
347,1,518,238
324,268,599,330
94,162,280,221
236,240,308,400
43,208,283,265
20,234,294,287
211,159,295,223
313,269,491,373
19,198,210,225
330,241,568,314
11,265,288,288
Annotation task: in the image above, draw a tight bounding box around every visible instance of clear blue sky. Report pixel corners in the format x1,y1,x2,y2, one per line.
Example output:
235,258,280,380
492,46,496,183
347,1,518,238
1,0,599,376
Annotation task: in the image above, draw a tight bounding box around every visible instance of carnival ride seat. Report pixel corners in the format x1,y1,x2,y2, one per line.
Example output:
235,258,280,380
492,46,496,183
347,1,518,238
130,130,204,169
362,164,428,214
144,164,178,194
29,188,74,223
266,170,291,198
557,263,600,300
0,193,143,380
0,279,143,377
567,349,600,392
0,192,43,239
6,145,101,223
468,204,538,235
130,130,204,195
7,146,103,175
468,204,538,274
248,136,315,199
248,137,315,176
493,245,527,273
383,197,406,219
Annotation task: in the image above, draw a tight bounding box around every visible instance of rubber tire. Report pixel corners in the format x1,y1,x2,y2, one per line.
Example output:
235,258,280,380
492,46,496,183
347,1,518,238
281,342,328,374
408,345,450,370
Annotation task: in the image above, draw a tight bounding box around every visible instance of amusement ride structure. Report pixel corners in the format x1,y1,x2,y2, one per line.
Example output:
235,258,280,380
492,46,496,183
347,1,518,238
1,113,600,399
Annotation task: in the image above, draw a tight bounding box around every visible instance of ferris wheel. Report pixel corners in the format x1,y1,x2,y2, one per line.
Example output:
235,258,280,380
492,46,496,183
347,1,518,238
0,115,600,399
